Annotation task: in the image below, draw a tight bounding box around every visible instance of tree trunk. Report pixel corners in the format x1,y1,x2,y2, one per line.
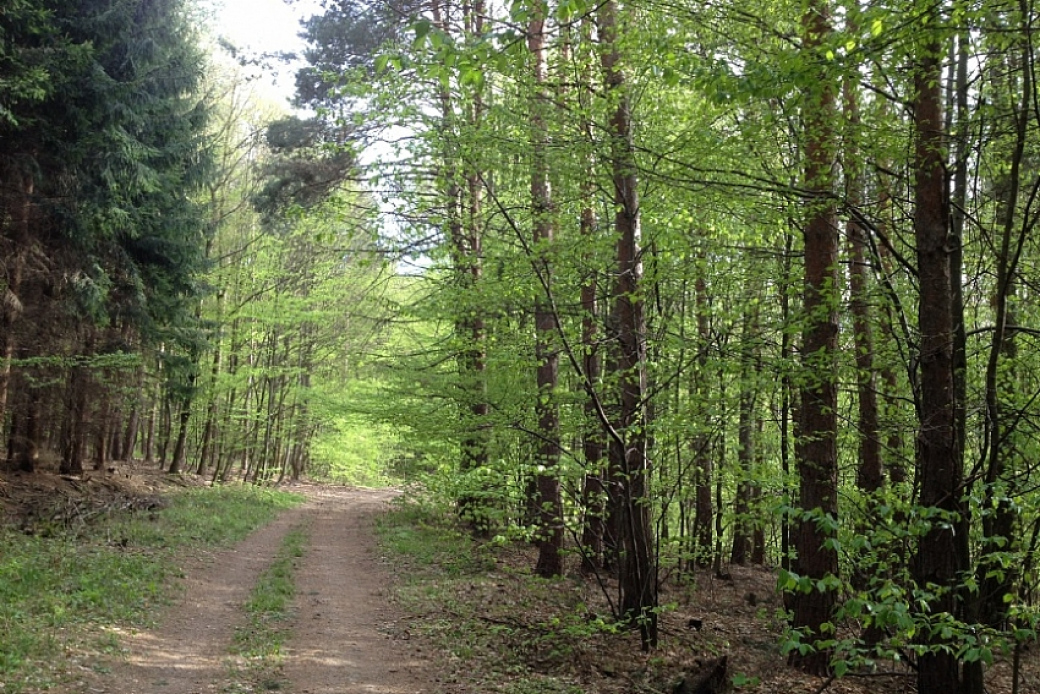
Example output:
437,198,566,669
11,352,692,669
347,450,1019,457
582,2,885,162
693,265,714,569
61,360,88,476
0,172,32,438
167,398,192,475
529,1,563,578
731,308,756,566
578,17,605,575
965,35,1032,694
13,385,40,473
600,0,657,650
843,76,882,497
911,10,964,691
789,0,839,675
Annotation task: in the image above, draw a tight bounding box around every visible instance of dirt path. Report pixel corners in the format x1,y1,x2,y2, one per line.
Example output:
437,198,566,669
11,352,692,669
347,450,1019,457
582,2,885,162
92,486,428,694
283,486,426,694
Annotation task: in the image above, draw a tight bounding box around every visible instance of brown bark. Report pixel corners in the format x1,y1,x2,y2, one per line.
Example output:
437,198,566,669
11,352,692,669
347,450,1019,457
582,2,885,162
61,360,89,476
0,172,33,438
13,385,40,473
600,0,657,649
789,0,839,675
692,266,713,568
168,398,192,475
529,2,563,578
911,13,964,692
844,78,882,496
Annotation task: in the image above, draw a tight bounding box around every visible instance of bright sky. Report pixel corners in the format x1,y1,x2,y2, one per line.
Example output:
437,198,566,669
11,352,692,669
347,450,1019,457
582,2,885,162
210,0,321,105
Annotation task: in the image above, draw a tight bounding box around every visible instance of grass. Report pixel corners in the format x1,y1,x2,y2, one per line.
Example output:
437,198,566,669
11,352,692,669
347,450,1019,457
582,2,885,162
0,484,304,694
375,500,589,694
228,524,309,689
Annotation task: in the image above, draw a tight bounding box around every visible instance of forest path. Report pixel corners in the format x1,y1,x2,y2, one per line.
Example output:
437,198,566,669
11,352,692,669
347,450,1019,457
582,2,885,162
281,485,427,694
93,485,428,694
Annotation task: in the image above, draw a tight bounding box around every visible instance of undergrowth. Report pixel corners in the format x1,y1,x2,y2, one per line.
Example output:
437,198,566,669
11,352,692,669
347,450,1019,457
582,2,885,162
0,485,303,693
228,524,309,690
376,498,590,694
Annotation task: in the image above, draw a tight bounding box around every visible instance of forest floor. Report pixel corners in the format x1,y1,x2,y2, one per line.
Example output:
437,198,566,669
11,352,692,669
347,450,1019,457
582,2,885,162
2,466,1038,694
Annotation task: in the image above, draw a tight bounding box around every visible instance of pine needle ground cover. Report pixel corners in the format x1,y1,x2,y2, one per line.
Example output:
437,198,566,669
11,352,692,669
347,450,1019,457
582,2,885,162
0,481,303,693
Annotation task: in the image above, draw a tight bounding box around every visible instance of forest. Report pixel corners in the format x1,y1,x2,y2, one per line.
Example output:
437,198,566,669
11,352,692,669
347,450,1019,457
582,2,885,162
2,0,1040,692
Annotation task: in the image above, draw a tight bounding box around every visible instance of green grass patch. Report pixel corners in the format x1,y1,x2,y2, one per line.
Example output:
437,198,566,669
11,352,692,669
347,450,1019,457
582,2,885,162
229,524,309,689
0,484,304,693
376,500,588,693
377,498,499,576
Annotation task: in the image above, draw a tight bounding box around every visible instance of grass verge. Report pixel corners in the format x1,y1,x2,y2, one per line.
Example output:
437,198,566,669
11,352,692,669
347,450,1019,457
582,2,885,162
0,485,304,693
376,500,590,694
227,524,309,691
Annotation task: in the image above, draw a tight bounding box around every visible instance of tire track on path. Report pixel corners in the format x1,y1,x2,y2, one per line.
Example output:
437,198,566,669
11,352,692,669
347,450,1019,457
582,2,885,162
95,506,305,694
282,486,428,694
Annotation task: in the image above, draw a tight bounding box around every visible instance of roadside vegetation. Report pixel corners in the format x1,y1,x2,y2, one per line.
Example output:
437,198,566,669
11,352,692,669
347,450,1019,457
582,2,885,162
376,497,635,694
378,494,1025,694
0,485,303,694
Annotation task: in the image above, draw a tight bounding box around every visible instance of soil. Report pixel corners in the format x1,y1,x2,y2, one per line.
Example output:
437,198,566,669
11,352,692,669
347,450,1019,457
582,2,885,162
82,483,429,694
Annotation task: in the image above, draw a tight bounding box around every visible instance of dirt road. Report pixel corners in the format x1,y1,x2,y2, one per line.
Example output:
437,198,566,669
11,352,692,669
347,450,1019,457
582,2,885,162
94,486,429,694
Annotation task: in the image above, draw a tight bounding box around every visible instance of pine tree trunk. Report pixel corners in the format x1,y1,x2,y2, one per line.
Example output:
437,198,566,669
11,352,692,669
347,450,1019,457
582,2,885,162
0,172,32,439
167,398,191,475
529,1,563,579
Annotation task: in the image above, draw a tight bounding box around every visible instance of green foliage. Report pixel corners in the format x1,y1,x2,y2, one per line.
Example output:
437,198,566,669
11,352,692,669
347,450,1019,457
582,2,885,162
214,0,1040,687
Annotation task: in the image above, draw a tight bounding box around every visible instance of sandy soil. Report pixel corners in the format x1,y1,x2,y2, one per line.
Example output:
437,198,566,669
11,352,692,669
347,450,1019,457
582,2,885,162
90,485,428,694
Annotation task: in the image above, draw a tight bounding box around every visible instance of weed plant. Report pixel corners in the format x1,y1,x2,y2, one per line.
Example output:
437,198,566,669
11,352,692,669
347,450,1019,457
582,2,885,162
0,485,303,693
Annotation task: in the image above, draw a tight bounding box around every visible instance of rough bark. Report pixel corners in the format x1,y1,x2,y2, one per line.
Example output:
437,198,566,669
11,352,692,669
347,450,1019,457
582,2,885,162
0,172,33,439
600,0,657,649
911,13,964,692
529,1,563,578
789,0,839,675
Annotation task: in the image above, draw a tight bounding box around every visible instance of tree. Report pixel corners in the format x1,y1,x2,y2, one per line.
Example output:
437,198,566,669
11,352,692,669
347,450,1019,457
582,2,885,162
1,0,213,475
528,0,564,578
909,2,964,689
788,0,840,675
599,0,657,650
